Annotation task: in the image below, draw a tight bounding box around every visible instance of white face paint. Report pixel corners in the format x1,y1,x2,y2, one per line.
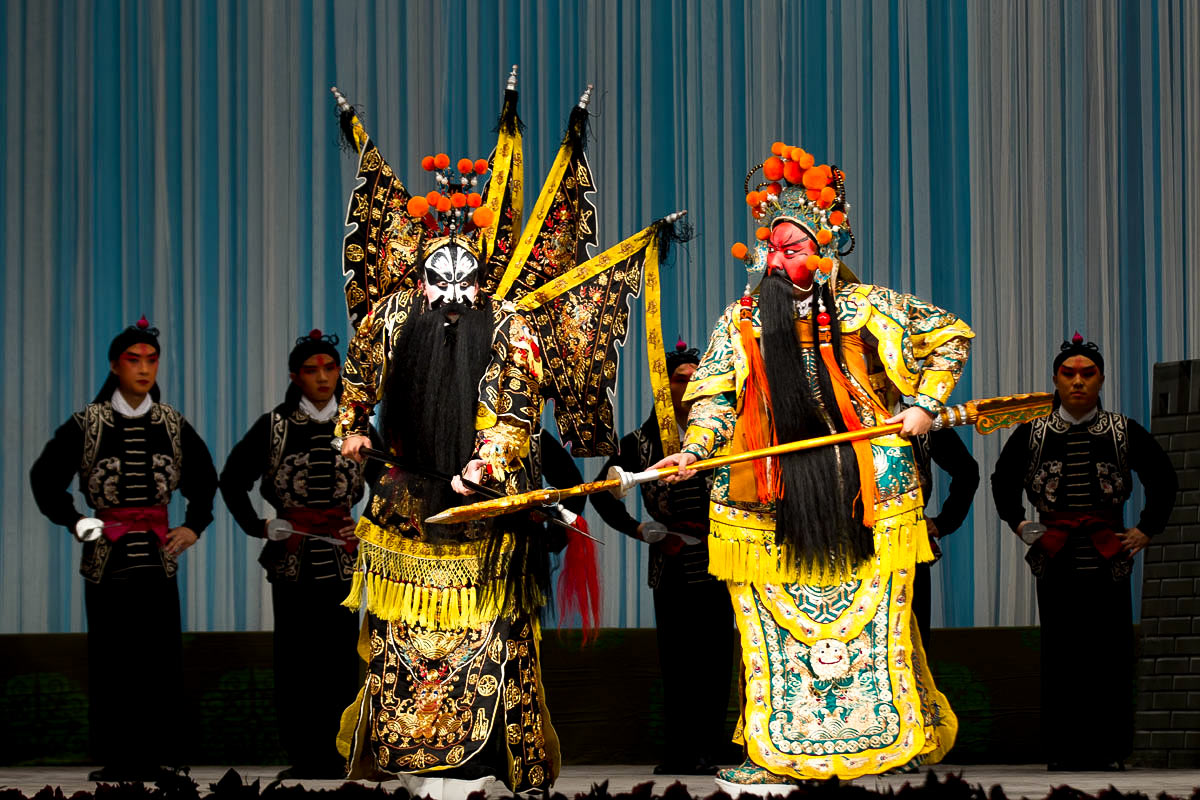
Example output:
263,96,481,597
422,244,480,308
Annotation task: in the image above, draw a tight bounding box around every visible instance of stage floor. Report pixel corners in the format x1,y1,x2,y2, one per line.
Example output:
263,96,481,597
1,765,1198,798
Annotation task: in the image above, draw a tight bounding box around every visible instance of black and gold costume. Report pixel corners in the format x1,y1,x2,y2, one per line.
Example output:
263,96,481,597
220,401,373,776
991,407,1177,769
30,398,216,776
591,411,735,773
336,290,559,791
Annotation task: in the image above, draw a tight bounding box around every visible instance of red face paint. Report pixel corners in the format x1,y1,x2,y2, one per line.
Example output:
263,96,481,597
766,221,817,288
111,343,159,398
291,353,340,405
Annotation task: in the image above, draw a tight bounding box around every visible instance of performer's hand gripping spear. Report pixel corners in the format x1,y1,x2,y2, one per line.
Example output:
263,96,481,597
426,393,1052,526
332,437,601,542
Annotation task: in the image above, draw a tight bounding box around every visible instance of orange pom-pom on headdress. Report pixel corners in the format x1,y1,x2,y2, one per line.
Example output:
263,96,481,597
421,155,436,171
818,186,836,207
407,196,430,217
433,153,450,169
473,159,489,174
451,192,467,208
783,161,804,184
802,168,829,191
830,210,846,226
731,242,749,260
471,206,495,228
457,158,474,174
816,228,833,246
426,190,442,206
763,157,784,181
771,141,787,156
755,226,771,241
467,192,483,208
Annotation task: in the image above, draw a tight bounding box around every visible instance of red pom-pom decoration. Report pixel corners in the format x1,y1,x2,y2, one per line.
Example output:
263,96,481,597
467,192,483,208
436,195,452,213
136,316,150,329
755,226,771,241
433,153,450,169
805,253,823,270
771,141,786,156
421,155,436,171
407,196,430,217
472,206,495,228
816,228,833,246
451,192,467,208
731,242,749,260
763,157,784,181
818,186,836,206
817,312,831,326
426,190,442,206
799,152,815,170
766,182,782,197
806,189,820,202
474,159,489,174
457,158,474,174
829,210,846,226
745,191,760,207
819,257,835,273
783,161,804,184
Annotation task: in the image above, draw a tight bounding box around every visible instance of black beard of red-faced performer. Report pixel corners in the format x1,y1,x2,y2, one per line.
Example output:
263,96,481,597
757,270,874,574
382,298,495,524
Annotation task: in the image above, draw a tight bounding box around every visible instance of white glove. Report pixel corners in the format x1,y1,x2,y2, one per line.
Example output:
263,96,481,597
265,519,295,541
74,517,104,543
640,521,668,544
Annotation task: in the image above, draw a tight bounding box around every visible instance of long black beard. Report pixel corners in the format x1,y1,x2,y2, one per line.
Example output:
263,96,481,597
382,300,495,524
758,272,874,575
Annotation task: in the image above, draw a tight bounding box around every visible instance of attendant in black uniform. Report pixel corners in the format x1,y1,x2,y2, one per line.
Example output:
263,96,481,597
991,333,1177,770
590,341,736,775
907,424,979,644
30,317,217,782
219,330,370,779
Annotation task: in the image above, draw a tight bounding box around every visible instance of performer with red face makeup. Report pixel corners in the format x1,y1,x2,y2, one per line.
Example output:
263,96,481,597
29,317,217,782
653,144,973,785
219,330,378,779
991,334,1177,771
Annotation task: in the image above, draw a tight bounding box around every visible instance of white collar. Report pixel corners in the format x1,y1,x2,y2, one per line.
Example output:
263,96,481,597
111,389,152,418
1056,404,1099,426
300,396,338,422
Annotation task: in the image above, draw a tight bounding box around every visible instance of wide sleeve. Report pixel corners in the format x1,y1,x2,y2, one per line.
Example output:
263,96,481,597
474,310,543,484
29,415,87,529
861,286,973,415
218,413,271,538
990,422,1033,533
179,419,218,535
587,432,643,540
335,292,417,440
926,427,980,537
681,303,739,461
1127,419,1178,537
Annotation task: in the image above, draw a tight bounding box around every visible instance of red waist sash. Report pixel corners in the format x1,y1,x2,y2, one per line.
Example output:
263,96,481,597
1039,511,1124,559
97,506,170,545
278,507,355,553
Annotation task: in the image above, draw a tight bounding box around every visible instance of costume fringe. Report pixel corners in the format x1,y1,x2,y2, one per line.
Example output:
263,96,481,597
708,506,929,587
341,519,521,631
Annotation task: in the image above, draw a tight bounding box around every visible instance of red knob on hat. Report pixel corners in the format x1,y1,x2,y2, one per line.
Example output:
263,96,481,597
136,316,150,329
1071,331,1083,345
309,328,323,340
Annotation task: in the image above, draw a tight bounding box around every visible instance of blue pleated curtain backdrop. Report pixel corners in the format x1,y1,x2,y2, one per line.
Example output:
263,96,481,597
1,0,1196,633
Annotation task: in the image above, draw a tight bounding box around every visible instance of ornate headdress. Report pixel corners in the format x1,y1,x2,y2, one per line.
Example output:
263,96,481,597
1054,332,1105,375
331,68,689,457
730,142,855,289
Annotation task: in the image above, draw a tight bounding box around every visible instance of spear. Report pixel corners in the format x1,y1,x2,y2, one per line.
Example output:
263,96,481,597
425,392,1052,525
